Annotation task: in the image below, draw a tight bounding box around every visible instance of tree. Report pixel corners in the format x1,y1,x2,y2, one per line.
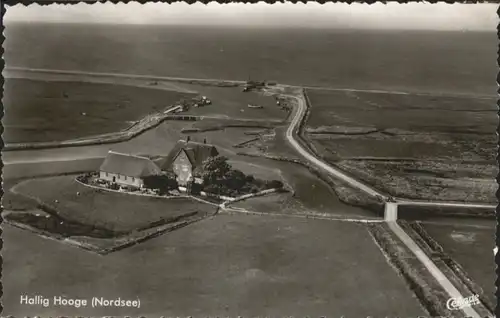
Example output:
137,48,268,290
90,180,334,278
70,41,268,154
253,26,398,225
224,169,246,193
202,156,232,184
190,182,203,195
143,175,178,194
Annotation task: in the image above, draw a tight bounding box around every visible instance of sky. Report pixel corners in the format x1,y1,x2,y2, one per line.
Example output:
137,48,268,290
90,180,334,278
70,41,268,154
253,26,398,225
4,2,499,31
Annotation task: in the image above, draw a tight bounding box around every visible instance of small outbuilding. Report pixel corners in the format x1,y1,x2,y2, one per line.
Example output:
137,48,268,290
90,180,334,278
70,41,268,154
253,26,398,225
99,151,162,188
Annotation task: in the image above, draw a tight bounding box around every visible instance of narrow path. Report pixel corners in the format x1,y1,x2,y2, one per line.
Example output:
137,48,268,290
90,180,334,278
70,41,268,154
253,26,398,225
221,207,383,223
282,93,387,199
388,221,481,318
397,200,496,209
284,91,485,318
419,219,495,229
5,68,493,316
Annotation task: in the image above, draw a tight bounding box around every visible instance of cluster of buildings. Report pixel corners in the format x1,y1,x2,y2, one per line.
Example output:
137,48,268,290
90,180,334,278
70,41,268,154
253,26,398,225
98,137,219,191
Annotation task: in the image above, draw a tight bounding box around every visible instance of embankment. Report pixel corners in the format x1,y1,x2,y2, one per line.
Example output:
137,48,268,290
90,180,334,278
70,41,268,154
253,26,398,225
368,222,452,317
4,106,181,151
400,221,494,315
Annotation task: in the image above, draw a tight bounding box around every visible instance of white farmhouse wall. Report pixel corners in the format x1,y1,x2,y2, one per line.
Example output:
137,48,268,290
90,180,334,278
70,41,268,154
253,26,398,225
172,151,193,186
99,171,144,188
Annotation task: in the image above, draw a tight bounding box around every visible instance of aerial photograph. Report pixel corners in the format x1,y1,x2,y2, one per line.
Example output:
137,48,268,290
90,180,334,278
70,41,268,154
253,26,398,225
1,2,498,317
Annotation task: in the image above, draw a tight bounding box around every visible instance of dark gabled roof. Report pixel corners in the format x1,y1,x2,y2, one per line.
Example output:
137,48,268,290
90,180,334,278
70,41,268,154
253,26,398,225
157,140,219,174
99,151,161,178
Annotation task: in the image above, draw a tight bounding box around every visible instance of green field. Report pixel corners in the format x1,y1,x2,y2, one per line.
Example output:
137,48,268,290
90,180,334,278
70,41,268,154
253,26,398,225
10,175,216,232
2,214,426,316
3,78,195,143
304,89,497,203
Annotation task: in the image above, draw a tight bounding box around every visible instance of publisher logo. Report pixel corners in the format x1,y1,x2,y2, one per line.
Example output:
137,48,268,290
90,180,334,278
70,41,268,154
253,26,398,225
446,294,480,310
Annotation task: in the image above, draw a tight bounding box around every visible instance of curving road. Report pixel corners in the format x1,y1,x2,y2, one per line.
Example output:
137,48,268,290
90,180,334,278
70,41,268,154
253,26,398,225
283,90,487,318
284,91,496,211
283,92,387,200
3,68,492,317
6,67,495,212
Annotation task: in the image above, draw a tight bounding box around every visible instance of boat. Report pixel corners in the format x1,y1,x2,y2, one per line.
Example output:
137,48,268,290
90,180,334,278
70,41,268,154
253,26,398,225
247,104,263,109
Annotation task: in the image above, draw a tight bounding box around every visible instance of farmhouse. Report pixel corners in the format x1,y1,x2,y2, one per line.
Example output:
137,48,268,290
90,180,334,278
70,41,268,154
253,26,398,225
158,138,219,186
99,151,162,188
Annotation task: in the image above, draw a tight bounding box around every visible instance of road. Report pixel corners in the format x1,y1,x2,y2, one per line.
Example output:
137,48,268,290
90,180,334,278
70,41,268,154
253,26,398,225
4,67,493,317
5,67,494,213
397,199,496,209
387,221,482,318
283,91,486,318
283,92,387,200
6,67,495,212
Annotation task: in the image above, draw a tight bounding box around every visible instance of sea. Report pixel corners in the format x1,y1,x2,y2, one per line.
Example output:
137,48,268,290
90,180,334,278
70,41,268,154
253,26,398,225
3,22,498,96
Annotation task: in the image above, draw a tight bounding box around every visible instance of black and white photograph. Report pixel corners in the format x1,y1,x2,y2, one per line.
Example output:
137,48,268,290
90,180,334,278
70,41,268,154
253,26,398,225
1,2,498,317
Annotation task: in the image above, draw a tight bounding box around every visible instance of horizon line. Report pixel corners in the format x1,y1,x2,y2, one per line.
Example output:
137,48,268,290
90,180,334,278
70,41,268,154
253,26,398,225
4,21,495,32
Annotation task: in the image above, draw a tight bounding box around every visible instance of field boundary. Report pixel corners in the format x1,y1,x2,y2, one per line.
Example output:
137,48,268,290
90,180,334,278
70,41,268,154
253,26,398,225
221,207,382,223
74,176,190,200
221,187,284,209
75,175,283,205
233,137,260,148
408,221,495,313
4,105,182,151
388,221,483,318
3,212,211,255
6,175,284,254
289,89,488,318
236,151,385,215
301,89,496,214
367,222,448,317
5,177,220,255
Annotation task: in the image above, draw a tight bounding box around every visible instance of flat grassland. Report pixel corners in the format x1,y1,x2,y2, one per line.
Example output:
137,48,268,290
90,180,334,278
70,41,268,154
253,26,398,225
338,160,496,203
9,175,216,232
231,160,374,218
305,89,497,203
3,78,195,143
421,221,496,307
2,214,426,316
